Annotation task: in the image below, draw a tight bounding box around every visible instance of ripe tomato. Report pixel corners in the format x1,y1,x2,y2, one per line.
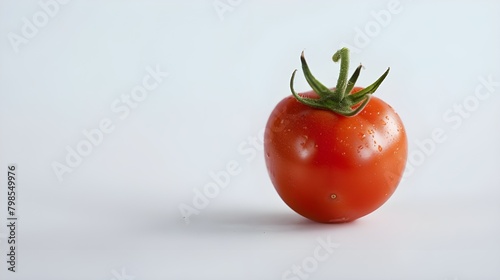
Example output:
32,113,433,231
264,48,407,223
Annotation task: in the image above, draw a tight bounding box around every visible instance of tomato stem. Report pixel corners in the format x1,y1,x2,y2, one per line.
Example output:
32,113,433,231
290,48,390,117
332,48,349,101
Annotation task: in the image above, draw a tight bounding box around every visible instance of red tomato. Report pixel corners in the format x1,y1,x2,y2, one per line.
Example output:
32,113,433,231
264,49,407,223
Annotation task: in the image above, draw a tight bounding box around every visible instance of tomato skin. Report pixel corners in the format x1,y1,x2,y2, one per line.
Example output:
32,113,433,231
264,88,407,223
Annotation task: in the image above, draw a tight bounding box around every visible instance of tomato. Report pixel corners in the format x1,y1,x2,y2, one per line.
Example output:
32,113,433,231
264,48,407,223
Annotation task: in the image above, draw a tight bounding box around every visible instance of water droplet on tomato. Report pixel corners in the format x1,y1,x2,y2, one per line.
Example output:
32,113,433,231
378,145,383,152
357,145,363,153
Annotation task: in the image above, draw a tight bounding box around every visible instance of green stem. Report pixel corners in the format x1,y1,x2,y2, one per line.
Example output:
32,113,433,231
289,48,389,117
332,48,350,101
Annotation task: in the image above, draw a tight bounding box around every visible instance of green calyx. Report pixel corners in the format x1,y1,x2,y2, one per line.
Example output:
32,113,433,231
290,48,390,117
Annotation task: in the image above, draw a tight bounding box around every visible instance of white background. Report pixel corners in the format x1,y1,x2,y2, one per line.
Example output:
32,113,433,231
1,0,500,279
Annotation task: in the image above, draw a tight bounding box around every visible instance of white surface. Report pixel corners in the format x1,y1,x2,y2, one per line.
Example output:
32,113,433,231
1,0,500,279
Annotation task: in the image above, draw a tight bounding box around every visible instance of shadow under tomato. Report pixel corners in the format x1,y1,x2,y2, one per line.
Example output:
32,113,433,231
187,207,359,234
